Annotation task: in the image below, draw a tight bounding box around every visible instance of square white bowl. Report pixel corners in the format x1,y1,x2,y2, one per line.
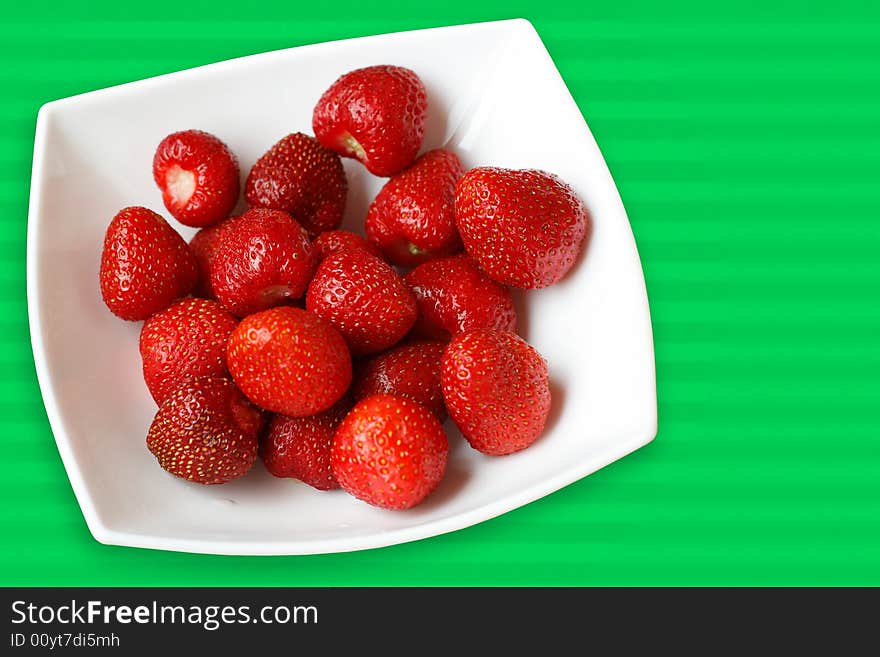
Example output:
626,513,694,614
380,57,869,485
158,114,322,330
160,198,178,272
27,19,656,555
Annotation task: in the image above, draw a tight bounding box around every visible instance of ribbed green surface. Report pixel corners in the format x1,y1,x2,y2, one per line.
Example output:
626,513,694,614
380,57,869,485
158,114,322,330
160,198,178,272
4,2,879,585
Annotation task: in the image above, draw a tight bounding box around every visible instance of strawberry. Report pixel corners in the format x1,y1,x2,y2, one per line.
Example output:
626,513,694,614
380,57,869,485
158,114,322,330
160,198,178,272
312,65,427,177
353,341,447,420
210,208,318,317
306,249,416,355
455,168,589,288
189,217,233,298
146,376,263,484
366,149,464,267
405,255,517,340
99,206,198,321
152,130,240,228
245,132,347,236
313,229,382,261
139,298,238,405
227,306,351,416
441,330,551,456
262,399,350,490
331,394,448,509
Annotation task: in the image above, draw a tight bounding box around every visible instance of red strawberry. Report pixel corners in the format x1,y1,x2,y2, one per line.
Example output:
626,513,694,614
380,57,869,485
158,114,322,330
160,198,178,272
313,65,427,177
441,330,551,455
262,399,350,490
152,130,240,228
189,217,233,298
227,306,351,416
211,208,318,317
331,394,448,509
405,255,517,340
146,376,263,484
99,206,198,321
455,168,589,288
306,249,416,355
353,341,447,420
139,298,238,405
313,229,382,261
366,149,464,267
245,132,347,236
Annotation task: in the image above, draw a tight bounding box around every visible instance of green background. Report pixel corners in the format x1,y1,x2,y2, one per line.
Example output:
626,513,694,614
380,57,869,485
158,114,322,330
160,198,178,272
3,1,879,585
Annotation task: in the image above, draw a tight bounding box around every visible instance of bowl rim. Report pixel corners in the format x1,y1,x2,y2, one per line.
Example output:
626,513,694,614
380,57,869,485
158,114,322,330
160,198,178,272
26,18,657,555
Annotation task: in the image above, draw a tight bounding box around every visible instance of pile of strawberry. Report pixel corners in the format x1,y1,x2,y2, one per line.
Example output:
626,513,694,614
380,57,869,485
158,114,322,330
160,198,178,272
99,65,589,510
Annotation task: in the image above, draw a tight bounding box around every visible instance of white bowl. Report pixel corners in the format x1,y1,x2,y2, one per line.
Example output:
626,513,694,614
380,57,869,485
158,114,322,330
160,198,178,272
27,19,656,555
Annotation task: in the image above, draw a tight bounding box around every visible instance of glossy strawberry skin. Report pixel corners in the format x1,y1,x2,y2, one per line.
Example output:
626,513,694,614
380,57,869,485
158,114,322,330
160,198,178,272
313,229,383,261
405,255,516,340
210,208,318,317
441,330,551,456
189,217,234,298
245,132,347,236
146,377,263,485
227,307,352,417
353,341,447,420
366,149,464,267
455,168,589,288
331,394,448,510
99,206,198,321
306,249,416,356
312,65,427,177
262,400,350,490
139,298,238,406
152,130,240,228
